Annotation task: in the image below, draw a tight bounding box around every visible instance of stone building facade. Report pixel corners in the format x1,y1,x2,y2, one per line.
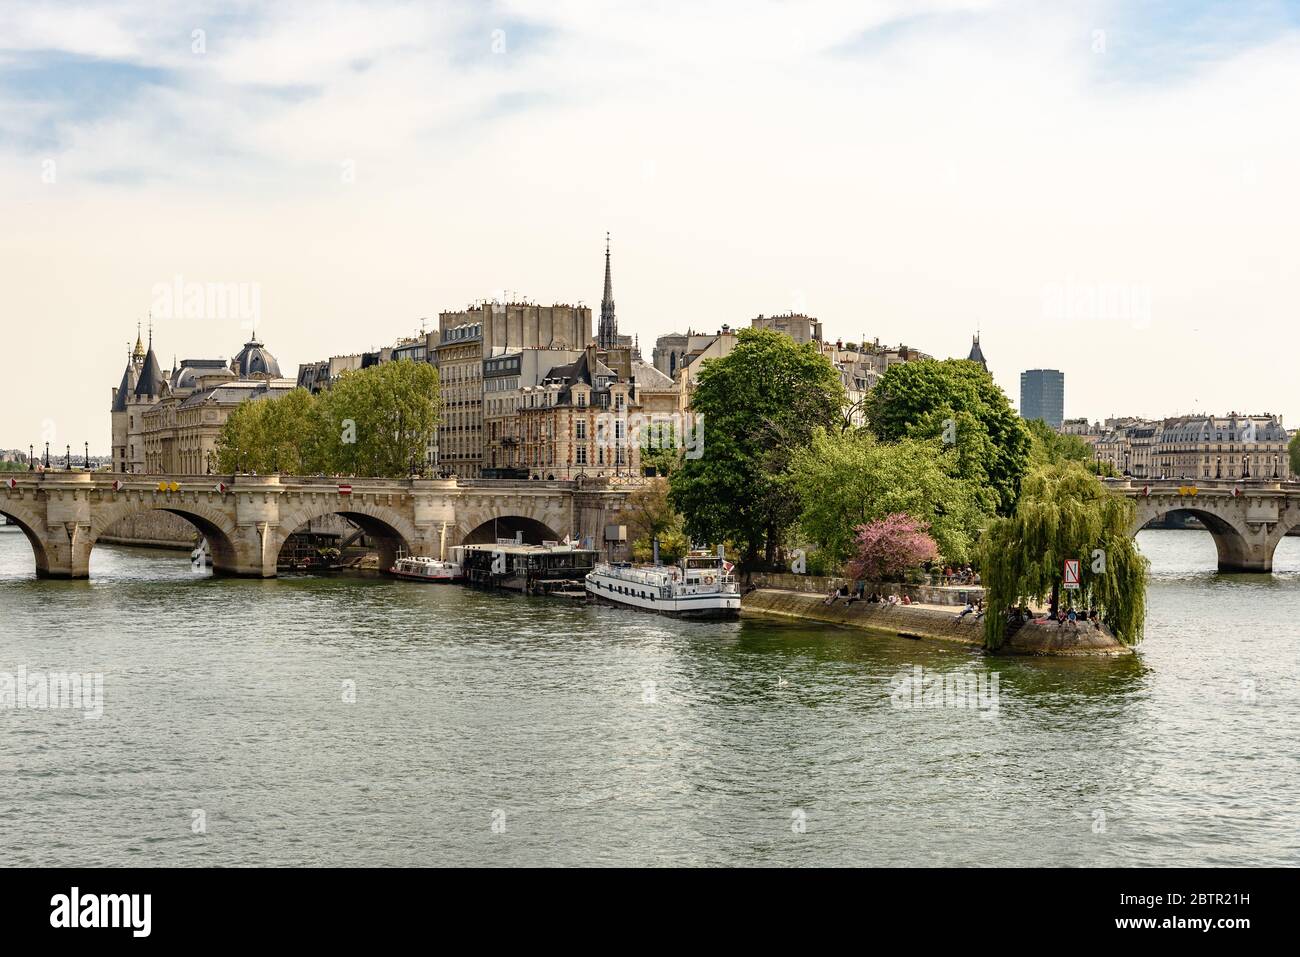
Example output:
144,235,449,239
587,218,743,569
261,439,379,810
111,331,293,474
1096,414,1293,481
432,297,592,478
516,346,664,480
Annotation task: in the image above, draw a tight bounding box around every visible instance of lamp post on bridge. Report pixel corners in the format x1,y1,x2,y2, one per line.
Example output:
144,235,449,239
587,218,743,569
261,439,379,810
28,445,34,471
84,442,90,471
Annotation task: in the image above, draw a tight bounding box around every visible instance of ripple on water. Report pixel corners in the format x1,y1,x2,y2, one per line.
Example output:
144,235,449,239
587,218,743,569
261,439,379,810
0,532,1296,865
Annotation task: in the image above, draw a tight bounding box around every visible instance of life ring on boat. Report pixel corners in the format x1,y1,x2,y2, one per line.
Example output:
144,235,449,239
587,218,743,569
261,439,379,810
704,575,715,585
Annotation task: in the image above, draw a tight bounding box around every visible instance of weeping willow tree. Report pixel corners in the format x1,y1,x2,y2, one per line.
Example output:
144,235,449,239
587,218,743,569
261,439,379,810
977,464,1148,650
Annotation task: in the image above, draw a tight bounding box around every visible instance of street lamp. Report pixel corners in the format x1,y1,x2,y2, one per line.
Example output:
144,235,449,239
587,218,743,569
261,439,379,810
28,445,34,471
84,442,90,470
43,442,50,469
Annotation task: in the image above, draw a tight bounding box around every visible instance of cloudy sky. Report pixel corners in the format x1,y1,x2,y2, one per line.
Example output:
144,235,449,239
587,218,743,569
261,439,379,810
1,0,1298,450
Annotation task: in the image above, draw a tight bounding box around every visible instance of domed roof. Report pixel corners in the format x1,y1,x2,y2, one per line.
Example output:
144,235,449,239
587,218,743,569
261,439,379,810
231,336,281,378
170,359,230,391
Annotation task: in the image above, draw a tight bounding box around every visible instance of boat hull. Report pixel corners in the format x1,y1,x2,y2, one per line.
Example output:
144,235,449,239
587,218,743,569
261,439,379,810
588,593,740,620
387,568,464,583
585,573,741,620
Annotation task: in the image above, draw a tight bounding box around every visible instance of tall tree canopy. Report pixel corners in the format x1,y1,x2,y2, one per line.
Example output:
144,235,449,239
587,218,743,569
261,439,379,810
788,429,986,567
977,464,1147,649
1289,431,1300,477
865,358,1031,515
1026,418,1112,475
214,361,439,478
624,479,690,564
214,388,322,474
317,360,440,477
669,328,845,567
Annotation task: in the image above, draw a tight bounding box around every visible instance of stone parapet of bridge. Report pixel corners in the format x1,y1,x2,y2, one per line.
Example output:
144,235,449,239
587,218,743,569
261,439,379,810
0,472,635,579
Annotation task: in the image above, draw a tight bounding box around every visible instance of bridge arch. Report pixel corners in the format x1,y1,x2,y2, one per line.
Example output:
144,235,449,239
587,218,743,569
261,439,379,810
461,514,563,546
269,499,420,572
86,498,241,577
0,501,53,577
1132,500,1265,573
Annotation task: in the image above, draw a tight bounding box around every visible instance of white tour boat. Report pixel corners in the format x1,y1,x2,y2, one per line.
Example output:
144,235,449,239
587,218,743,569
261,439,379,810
586,551,741,619
388,552,464,583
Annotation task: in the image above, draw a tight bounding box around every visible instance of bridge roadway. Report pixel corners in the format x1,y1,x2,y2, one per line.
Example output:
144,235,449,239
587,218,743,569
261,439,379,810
0,472,634,579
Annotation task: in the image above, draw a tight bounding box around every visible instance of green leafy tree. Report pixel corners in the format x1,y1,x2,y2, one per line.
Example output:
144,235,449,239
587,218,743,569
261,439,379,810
317,360,440,477
215,394,272,473
865,358,1031,515
977,464,1147,649
788,429,986,568
215,388,325,474
640,422,682,477
669,328,845,568
214,362,439,477
1026,418,1112,474
1290,431,1300,477
623,479,690,563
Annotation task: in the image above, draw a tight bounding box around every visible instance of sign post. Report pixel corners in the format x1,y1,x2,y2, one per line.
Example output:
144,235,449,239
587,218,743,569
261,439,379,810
1063,558,1081,591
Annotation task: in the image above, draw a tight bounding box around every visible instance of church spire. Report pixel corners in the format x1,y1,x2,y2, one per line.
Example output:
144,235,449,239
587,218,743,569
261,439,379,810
133,321,146,363
598,231,617,349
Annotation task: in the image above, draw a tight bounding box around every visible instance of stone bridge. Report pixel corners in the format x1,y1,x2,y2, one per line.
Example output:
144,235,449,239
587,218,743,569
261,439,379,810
1107,478,1300,572
0,473,636,578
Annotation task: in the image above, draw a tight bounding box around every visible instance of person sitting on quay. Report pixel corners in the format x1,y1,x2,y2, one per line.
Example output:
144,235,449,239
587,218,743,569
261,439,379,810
956,601,975,619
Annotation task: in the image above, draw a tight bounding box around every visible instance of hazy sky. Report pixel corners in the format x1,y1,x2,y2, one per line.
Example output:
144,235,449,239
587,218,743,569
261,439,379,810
2,0,1298,451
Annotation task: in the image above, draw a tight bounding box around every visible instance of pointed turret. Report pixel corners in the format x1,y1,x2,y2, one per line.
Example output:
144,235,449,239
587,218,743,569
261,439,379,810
134,327,166,397
111,348,138,412
132,322,146,364
967,333,988,372
598,231,617,350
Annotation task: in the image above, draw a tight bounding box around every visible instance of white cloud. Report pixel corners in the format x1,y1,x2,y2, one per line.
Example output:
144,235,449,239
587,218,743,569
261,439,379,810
1,0,1299,445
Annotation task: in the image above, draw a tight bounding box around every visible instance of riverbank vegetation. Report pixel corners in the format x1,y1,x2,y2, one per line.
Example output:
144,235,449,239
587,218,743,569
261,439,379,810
214,361,439,478
668,328,845,568
978,464,1148,648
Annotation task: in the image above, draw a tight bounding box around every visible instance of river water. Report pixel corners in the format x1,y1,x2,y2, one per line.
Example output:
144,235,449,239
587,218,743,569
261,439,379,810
0,527,1296,867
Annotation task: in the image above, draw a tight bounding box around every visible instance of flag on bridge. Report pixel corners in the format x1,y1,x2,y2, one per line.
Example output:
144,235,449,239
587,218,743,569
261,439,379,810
214,482,229,494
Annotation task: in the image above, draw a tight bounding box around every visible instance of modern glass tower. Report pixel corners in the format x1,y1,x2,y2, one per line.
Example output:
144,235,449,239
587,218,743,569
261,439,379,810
1020,369,1064,428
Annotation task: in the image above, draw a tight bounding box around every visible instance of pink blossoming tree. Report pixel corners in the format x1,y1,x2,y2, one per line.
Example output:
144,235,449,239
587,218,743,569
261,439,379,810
847,512,940,582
